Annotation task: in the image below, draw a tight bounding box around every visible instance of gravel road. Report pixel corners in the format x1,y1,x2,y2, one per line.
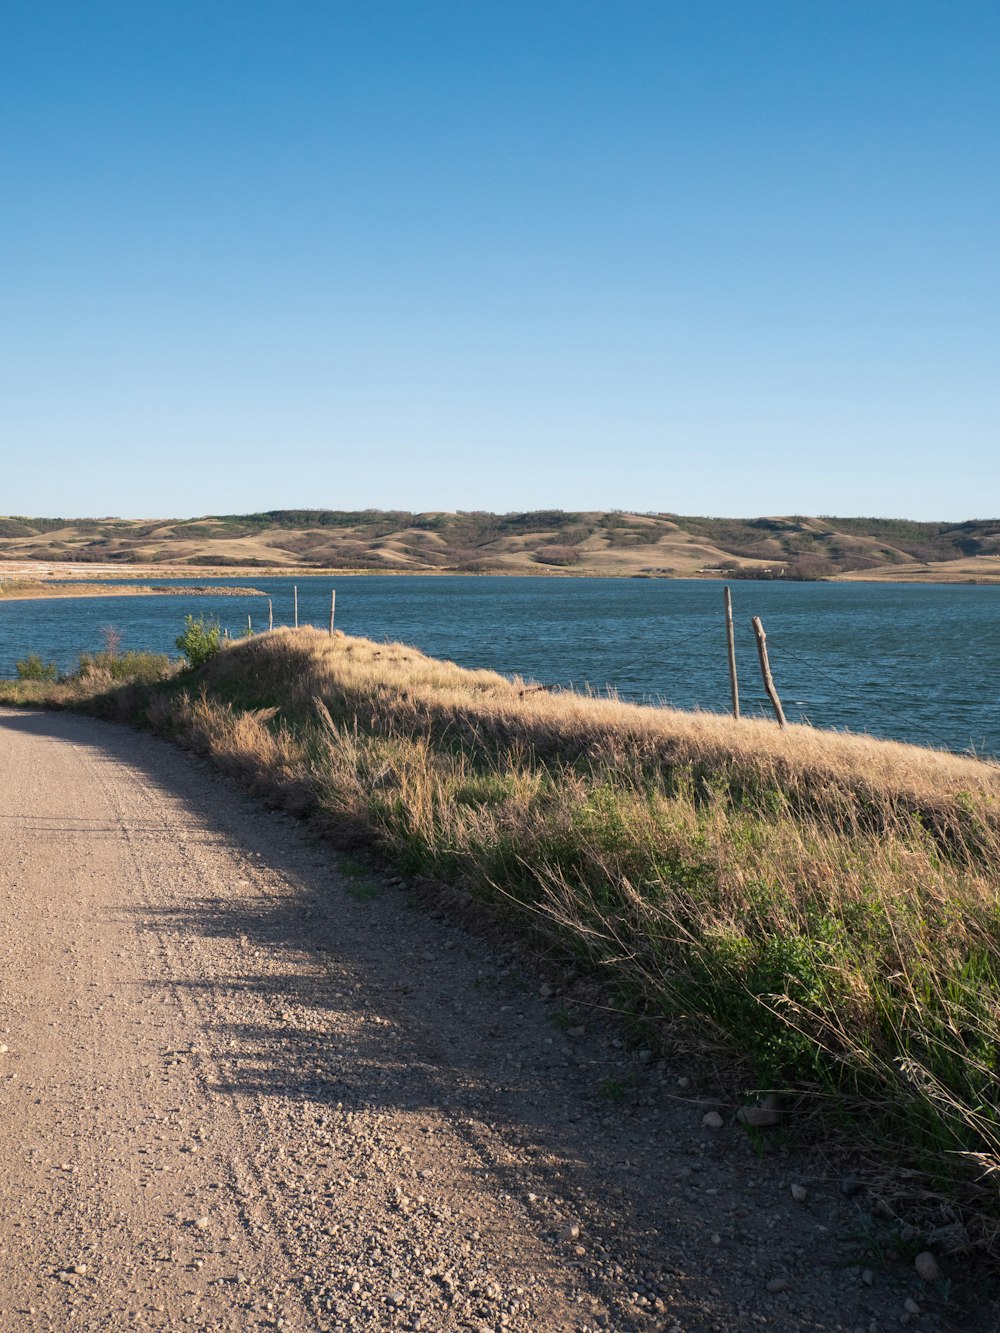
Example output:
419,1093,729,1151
0,708,992,1332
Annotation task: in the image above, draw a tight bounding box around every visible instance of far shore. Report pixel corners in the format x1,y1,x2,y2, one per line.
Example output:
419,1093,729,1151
2,561,1000,589
0,581,266,602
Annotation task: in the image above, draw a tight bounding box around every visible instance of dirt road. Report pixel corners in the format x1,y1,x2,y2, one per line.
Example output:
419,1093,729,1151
0,709,986,1332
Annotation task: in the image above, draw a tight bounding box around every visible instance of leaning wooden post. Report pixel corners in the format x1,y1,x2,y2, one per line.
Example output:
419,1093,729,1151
751,615,785,728
268,598,273,631
293,585,299,629
329,588,336,637
724,585,740,719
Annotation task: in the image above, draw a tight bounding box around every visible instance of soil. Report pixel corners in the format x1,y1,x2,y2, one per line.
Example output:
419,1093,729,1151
0,708,994,1332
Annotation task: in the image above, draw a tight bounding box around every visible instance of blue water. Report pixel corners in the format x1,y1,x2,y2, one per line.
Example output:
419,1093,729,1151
1,576,996,756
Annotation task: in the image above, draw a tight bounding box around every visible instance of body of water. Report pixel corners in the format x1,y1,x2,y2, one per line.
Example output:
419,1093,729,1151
1,575,997,756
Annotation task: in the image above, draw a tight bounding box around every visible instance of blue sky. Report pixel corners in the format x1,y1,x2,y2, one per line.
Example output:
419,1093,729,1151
1,1,997,519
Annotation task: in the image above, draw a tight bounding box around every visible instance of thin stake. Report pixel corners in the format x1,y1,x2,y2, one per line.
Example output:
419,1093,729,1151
268,598,273,631
751,615,786,728
247,614,252,635
293,585,298,629
329,588,336,637
724,585,740,719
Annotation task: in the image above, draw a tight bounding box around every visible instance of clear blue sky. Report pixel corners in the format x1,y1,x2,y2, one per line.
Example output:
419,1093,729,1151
2,1,997,520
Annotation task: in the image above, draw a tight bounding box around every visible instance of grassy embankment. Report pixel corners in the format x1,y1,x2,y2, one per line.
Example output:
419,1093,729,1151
4,628,1000,1234
0,579,264,599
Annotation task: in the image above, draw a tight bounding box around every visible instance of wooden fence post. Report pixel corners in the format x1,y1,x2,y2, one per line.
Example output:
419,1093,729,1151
329,588,336,637
268,598,273,631
724,585,740,719
293,585,298,629
751,615,785,727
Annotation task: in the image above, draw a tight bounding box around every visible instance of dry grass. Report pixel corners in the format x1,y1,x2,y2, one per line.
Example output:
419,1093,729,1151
6,626,1000,1233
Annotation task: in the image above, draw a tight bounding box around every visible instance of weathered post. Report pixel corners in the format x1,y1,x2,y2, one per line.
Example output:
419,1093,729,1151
329,588,336,637
268,598,273,631
247,614,252,635
751,615,785,728
293,585,299,629
724,585,740,719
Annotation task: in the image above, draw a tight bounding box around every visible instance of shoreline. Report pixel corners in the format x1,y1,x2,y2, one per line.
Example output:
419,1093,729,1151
3,565,1000,590
0,582,267,602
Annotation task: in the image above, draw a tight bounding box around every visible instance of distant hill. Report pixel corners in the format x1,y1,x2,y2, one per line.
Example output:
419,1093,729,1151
2,510,1000,581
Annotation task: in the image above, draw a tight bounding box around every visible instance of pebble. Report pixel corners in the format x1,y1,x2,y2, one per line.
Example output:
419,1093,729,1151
387,1291,405,1306
790,1184,808,1203
702,1111,724,1131
194,1215,210,1230
914,1251,940,1282
766,1278,790,1293
840,1173,863,1197
557,1223,581,1242
904,1297,921,1315
736,1095,782,1128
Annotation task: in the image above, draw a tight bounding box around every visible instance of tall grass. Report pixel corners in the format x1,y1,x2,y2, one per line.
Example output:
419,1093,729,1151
5,627,1000,1227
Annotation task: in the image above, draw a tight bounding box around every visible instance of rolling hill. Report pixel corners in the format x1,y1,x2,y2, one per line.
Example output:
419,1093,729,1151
2,510,999,581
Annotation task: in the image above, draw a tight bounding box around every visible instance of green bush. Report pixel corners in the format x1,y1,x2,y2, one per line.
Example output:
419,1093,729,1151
79,650,172,683
175,615,222,668
15,653,58,681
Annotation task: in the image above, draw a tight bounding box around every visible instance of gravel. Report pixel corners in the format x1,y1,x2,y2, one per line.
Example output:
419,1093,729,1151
0,706,995,1331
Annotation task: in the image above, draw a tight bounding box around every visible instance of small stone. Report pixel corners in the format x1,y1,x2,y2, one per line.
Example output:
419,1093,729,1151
387,1291,405,1307
862,1269,874,1286
914,1251,940,1282
193,1215,210,1230
557,1223,580,1241
0,1044,9,1054
676,1076,691,1089
702,1111,724,1130
766,1278,790,1293
904,1297,921,1315
840,1173,863,1197
637,1049,653,1063
539,983,555,998
72,1264,88,1276
567,1026,585,1038
736,1097,781,1129
790,1184,808,1203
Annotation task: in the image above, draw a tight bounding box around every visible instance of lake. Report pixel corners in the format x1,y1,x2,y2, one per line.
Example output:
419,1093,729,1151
1,575,996,757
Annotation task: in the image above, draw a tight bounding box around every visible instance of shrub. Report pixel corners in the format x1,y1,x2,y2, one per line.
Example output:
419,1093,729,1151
175,615,222,668
15,653,58,681
78,650,172,683
533,545,582,566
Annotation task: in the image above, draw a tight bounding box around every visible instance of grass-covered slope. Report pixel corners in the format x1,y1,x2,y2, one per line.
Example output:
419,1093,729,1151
5,627,1000,1226
3,509,1000,578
